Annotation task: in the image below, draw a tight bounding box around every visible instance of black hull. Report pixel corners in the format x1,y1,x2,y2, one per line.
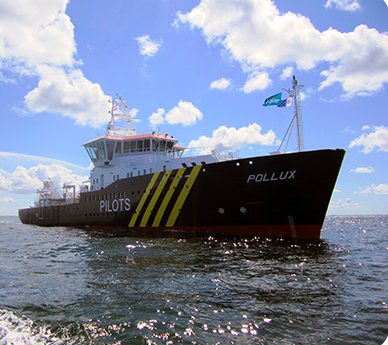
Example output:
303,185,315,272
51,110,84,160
19,149,345,239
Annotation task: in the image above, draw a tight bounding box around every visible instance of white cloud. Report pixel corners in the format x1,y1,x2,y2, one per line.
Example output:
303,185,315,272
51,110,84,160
324,0,361,11
357,184,388,195
149,108,166,127
24,65,111,127
349,125,388,153
210,78,231,90
330,198,362,209
0,0,111,128
319,26,388,98
280,67,293,80
298,91,307,101
0,69,16,84
350,166,374,173
135,35,162,57
0,0,75,68
385,0,388,8
243,71,271,93
188,123,276,150
178,0,388,97
342,126,356,134
165,101,203,126
0,152,89,170
0,197,16,203
148,101,203,127
0,164,88,194
374,184,388,194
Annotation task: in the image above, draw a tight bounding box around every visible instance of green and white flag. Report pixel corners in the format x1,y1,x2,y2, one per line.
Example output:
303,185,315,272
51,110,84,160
263,92,282,106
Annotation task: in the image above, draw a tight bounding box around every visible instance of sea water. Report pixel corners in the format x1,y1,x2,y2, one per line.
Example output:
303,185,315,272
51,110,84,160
0,215,387,344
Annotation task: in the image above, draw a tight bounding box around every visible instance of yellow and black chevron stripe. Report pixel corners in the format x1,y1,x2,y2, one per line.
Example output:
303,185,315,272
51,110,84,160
128,165,201,228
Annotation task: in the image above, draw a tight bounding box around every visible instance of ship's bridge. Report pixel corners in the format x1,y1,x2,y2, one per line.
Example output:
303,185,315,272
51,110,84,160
83,133,185,164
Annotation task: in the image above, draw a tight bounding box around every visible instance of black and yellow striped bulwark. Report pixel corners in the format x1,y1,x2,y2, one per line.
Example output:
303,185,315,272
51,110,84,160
128,165,202,228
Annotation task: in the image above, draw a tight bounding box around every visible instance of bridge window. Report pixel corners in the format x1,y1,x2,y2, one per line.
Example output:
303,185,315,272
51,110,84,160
115,142,122,154
123,141,130,153
84,140,107,161
138,140,143,152
106,140,115,160
152,139,158,151
144,139,150,151
86,146,97,161
167,141,174,151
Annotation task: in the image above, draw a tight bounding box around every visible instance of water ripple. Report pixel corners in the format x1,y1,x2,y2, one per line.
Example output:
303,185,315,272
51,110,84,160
0,216,387,344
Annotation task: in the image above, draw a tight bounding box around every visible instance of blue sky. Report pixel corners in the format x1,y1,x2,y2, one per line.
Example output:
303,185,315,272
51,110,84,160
1,0,388,216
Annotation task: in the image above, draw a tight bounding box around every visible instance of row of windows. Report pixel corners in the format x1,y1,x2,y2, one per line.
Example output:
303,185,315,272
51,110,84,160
92,167,162,186
85,189,147,202
85,211,124,217
91,161,207,186
90,161,209,191
112,168,155,181
85,192,126,202
91,160,209,187
114,139,175,154
85,138,181,163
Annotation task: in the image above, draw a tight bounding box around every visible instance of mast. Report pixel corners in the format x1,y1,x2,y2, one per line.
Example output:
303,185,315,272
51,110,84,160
276,76,304,153
106,97,137,137
293,76,304,152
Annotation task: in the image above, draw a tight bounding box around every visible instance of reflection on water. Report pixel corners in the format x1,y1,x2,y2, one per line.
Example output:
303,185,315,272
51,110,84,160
0,216,387,344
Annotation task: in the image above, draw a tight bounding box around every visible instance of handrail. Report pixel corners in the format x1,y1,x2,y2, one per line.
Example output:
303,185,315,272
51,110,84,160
183,147,240,161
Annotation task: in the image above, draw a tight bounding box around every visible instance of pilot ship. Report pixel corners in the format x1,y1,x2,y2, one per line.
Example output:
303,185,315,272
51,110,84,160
18,77,345,239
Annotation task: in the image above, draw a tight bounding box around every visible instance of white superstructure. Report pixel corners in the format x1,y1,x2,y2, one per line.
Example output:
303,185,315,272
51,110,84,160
34,179,64,207
84,97,238,191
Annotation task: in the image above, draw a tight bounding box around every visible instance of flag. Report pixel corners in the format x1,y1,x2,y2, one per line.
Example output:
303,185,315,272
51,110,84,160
263,92,282,106
278,96,292,108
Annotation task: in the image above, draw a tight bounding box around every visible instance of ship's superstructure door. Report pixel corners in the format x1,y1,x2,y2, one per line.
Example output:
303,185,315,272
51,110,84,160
100,174,104,190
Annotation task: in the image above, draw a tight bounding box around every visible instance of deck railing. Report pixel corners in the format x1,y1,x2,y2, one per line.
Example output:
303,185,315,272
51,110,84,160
183,147,240,161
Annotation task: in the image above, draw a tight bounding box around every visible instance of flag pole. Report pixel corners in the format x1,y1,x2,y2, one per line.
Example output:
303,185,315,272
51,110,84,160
267,76,304,154
292,76,304,152
277,76,304,153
